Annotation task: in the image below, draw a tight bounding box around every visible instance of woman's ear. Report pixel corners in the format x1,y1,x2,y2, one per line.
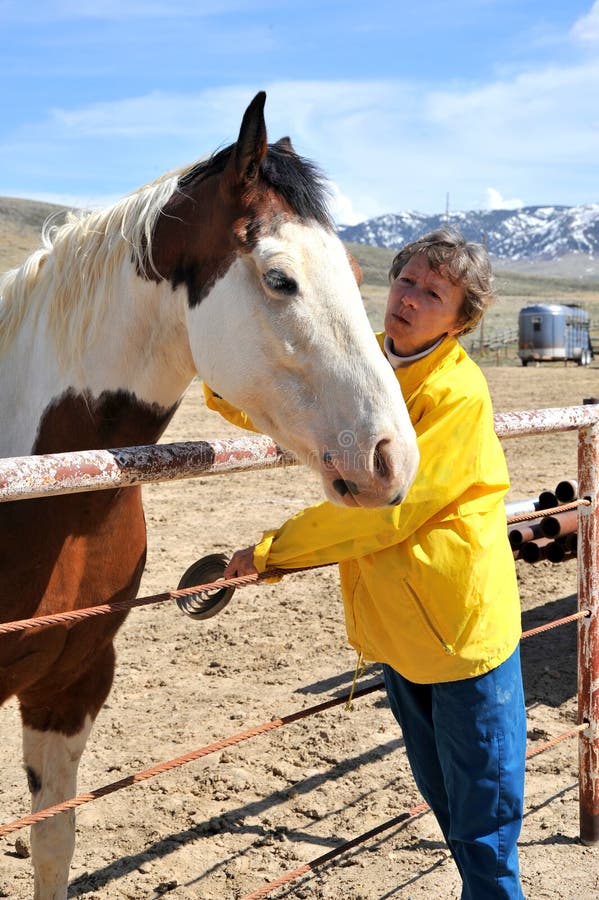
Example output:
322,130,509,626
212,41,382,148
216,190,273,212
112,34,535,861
447,318,467,338
448,297,470,337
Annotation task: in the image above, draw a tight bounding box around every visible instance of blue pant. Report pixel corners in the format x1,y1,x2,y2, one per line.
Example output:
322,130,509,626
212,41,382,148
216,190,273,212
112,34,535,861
383,646,526,899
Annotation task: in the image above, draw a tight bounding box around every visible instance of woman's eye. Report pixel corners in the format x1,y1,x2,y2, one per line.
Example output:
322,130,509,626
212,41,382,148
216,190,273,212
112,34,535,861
263,268,298,296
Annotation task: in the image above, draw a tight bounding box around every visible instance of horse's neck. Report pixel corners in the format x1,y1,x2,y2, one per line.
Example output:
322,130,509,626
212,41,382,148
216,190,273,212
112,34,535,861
1,270,196,457
77,270,196,410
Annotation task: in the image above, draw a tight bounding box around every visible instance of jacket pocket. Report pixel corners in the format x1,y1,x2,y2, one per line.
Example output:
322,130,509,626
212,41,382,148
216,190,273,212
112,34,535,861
403,579,475,656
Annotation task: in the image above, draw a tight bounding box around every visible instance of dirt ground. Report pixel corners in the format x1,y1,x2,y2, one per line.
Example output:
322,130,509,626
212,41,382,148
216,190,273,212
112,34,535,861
1,361,599,899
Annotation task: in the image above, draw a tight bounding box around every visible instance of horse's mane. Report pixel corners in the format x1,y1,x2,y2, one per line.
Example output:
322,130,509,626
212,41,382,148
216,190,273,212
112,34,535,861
0,167,182,361
179,141,333,230
0,142,332,362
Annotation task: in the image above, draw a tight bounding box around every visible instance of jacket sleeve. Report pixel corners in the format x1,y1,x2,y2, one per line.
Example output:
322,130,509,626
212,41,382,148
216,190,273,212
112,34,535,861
202,383,261,434
253,387,507,574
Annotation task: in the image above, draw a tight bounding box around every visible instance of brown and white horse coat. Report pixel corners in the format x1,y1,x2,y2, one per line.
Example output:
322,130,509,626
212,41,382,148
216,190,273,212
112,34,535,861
0,92,418,898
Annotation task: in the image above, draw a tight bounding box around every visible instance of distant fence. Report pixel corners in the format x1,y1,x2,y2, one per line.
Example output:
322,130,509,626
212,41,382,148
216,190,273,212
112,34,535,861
469,326,519,353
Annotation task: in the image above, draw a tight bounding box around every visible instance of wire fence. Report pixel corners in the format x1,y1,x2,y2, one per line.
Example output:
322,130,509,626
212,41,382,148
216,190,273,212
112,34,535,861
1,403,598,895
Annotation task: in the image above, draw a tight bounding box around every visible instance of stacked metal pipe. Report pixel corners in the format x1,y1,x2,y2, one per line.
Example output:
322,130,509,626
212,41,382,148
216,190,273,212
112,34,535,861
507,479,579,564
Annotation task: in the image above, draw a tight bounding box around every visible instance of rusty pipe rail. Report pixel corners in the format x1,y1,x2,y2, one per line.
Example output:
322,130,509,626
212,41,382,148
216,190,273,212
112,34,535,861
494,405,599,437
0,435,297,502
0,405,598,504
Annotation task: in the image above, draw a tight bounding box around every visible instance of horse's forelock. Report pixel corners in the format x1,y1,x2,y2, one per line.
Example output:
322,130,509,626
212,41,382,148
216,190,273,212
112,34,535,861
260,143,333,230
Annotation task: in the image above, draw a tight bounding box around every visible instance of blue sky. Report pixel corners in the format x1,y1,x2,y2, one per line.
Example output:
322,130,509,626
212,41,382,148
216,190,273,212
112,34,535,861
1,0,598,223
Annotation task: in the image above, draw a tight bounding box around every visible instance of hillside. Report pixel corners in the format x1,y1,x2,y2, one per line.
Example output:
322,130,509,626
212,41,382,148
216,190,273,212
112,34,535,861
338,203,599,272
0,196,68,272
3,196,599,356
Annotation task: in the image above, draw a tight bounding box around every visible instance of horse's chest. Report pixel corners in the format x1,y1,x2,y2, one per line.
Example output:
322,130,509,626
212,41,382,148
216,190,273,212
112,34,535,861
1,488,146,615
0,488,147,703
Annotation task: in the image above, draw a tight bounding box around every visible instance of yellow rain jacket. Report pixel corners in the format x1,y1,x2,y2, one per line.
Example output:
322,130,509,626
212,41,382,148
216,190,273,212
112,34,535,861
203,335,521,684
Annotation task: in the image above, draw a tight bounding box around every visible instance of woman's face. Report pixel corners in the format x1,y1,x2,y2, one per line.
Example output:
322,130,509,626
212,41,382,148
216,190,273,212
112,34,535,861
384,253,466,357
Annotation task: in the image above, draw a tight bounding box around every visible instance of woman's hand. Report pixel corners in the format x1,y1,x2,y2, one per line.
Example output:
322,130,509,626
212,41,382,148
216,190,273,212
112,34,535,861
224,545,259,579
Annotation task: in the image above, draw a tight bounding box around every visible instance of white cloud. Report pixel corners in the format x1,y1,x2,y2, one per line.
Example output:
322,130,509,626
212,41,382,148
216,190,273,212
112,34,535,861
2,63,599,217
484,188,523,211
421,60,599,193
328,182,369,226
571,1,599,44
49,89,247,138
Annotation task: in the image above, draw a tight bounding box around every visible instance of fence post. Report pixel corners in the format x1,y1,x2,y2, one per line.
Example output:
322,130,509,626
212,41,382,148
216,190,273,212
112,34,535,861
577,421,599,845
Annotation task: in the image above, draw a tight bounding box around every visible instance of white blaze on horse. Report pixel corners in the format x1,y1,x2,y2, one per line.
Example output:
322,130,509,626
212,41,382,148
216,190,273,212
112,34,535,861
0,92,418,898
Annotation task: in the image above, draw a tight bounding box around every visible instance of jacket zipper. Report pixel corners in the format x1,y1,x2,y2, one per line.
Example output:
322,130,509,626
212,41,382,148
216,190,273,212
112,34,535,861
404,580,455,655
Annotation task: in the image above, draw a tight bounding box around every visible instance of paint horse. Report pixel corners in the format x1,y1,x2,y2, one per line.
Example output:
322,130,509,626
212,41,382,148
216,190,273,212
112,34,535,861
0,92,418,898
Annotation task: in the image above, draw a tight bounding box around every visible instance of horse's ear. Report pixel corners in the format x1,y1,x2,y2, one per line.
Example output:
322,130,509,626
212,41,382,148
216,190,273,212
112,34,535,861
273,136,295,152
232,91,268,184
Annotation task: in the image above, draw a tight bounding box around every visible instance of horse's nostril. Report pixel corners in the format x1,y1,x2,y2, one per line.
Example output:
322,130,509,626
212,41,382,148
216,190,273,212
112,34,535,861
374,440,391,480
333,478,360,498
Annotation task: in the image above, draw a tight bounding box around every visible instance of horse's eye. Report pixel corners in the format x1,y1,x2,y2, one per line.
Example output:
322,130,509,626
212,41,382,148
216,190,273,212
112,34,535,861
263,268,298,296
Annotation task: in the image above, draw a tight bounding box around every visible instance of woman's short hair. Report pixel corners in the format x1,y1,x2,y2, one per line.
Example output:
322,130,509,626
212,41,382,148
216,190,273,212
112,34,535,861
389,227,495,335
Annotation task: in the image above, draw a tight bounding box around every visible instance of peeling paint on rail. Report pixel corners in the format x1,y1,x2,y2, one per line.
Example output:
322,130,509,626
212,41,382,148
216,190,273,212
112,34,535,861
3,406,599,503
494,405,599,438
0,436,297,502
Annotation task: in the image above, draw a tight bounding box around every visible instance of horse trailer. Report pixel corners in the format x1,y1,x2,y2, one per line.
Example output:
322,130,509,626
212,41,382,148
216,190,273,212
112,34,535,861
518,303,594,367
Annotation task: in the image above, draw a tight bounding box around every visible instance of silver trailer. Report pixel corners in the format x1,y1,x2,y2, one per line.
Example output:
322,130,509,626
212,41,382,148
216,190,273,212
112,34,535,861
518,303,593,367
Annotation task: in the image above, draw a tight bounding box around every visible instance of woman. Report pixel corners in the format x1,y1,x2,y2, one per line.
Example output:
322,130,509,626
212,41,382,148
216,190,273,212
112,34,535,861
205,228,526,898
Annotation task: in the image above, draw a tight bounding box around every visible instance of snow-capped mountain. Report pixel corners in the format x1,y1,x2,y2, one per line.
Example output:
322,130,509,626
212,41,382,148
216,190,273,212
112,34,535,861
337,204,599,261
